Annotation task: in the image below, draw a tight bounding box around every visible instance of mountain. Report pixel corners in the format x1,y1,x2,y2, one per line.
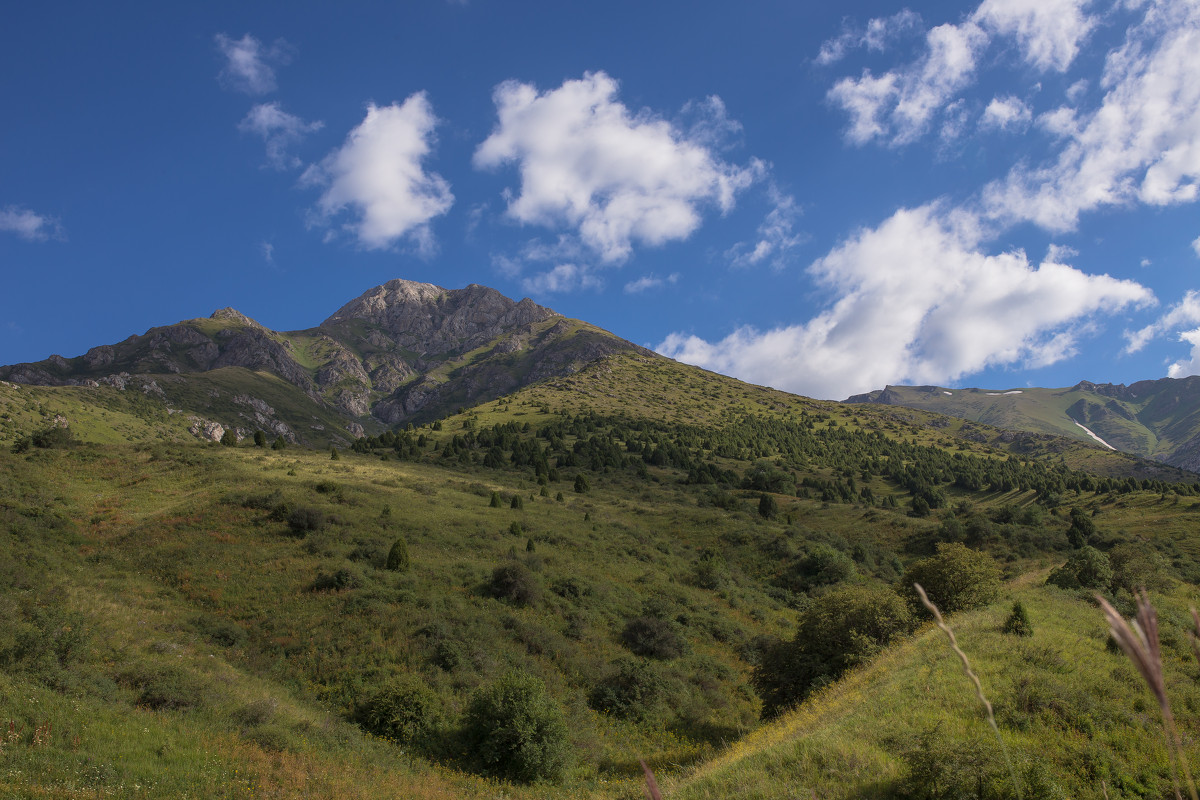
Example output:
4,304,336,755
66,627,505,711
0,278,647,444
4,284,1200,798
846,378,1200,472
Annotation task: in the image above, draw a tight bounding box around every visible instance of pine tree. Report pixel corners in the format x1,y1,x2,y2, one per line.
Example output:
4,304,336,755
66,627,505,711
385,537,410,572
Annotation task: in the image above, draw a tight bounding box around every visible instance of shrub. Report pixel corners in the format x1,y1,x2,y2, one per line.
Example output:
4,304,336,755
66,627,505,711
574,474,589,493
588,658,668,722
753,583,914,718
692,549,728,590
221,428,237,447
254,430,267,447
782,543,856,593
489,491,502,508
356,676,440,744
385,537,410,572
119,663,204,711
511,495,524,510
621,616,686,660
309,567,363,592
286,507,325,537
758,493,778,519
464,671,570,783
486,563,541,607
1003,601,1033,637
1046,546,1112,590
1108,541,1170,594
902,542,1000,614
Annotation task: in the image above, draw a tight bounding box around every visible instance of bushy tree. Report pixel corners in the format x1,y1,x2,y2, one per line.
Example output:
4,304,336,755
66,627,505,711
464,671,571,783
1003,601,1033,637
1066,507,1096,548
782,543,856,594
588,658,668,723
758,493,779,519
573,474,589,493
385,537,409,572
1046,546,1112,591
621,616,686,660
902,542,1000,614
254,430,267,447
1108,541,1170,594
489,491,502,508
356,676,440,744
753,583,914,718
486,563,540,607
221,428,237,447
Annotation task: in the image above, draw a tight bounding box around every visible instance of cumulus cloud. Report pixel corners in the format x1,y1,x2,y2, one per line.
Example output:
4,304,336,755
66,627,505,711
984,0,1200,231
1193,235,1200,257
522,264,601,294
816,10,923,66
829,20,987,146
239,102,323,169
1124,290,1200,376
215,33,290,95
474,71,759,262
0,206,63,241
624,272,680,294
659,204,1152,399
980,95,1032,132
302,94,453,253
828,0,1098,146
726,186,805,269
974,0,1096,72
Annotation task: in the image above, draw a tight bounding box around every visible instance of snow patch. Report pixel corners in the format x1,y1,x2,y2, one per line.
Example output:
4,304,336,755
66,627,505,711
943,391,952,395
1070,419,1116,451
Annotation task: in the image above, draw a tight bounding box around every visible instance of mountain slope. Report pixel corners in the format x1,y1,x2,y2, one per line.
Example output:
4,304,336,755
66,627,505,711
0,279,648,442
847,378,1200,472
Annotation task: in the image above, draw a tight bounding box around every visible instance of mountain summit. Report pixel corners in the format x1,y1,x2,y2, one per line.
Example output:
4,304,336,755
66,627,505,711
0,279,648,443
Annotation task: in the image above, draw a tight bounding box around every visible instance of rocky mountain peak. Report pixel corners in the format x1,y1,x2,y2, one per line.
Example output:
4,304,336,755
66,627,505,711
210,307,260,328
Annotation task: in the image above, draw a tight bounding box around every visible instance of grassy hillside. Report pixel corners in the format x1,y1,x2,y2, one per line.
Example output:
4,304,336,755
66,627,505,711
3,356,1200,798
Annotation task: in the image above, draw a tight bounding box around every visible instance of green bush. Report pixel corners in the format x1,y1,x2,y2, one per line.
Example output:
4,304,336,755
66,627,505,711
356,676,441,744
588,658,668,722
486,563,541,607
385,537,410,571
902,542,1000,614
1108,541,1170,593
758,493,778,519
782,543,856,593
1002,601,1033,637
309,567,363,592
286,507,325,537
753,583,914,718
118,663,204,711
621,616,686,660
464,671,571,783
1046,545,1112,590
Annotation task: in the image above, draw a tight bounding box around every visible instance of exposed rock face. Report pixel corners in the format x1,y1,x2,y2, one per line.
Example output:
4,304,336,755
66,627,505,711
0,278,651,432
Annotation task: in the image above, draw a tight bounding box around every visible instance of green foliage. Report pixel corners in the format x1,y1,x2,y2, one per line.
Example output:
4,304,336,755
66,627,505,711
1066,506,1096,547
782,543,856,594
221,428,237,447
117,662,205,711
621,615,686,660
271,435,286,450
902,542,1000,614
511,494,524,510
286,506,326,537
490,491,502,508
330,447,340,460
355,676,440,744
486,563,541,607
753,583,915,718
573,473,589,493
385,537,410,572
254,430,267,447
309,566,363,592
464,671,571,783
1108,541,1170,593
758,493,778,519
588,658,668,723
1003,601,1033,637
1046,545,1113,590
692,548,728,590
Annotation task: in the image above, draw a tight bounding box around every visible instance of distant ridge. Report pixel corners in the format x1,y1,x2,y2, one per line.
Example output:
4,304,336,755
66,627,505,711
846,377,1200,471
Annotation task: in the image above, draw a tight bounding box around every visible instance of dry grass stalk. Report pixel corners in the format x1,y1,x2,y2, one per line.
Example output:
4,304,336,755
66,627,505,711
640,759,663,800
913,582,1020,800
1098,591,1198,800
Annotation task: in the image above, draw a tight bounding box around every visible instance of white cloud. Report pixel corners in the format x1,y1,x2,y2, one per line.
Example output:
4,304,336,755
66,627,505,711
827,0,1099,146
302,95,453,253
974,0,1096,72
816,10,923,66
980,95,1032,132
0,206,63,242
726,186,805,269
239,102,323,170
1193,235,1200,256
215,33,289,95
1124,290,1200,376
660,204,1152,399
984,0,1200,231
624,272,680,294
474,71,759,262
522,264,602,294
829,20,987,146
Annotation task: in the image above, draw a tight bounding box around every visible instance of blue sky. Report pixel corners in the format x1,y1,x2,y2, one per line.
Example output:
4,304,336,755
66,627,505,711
3,0,1200,400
